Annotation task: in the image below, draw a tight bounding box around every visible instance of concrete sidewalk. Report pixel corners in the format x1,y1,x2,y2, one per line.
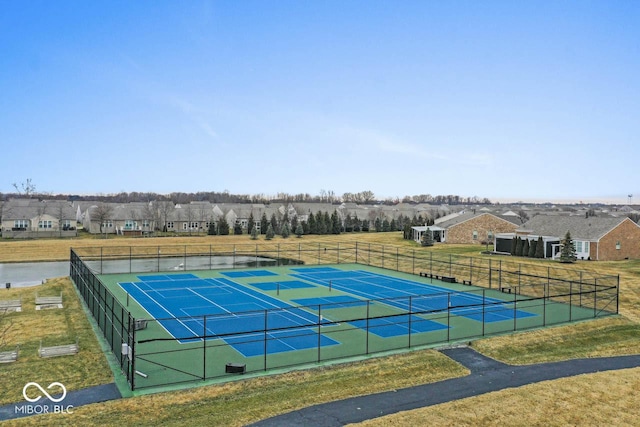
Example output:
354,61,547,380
249,347,640,427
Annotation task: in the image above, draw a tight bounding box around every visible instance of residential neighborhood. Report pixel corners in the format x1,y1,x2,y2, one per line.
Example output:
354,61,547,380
2,197,639,261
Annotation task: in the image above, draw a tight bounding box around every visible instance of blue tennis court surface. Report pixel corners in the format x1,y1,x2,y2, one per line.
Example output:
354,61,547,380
120,273,339,356
291,267,536,323
120,267,537,356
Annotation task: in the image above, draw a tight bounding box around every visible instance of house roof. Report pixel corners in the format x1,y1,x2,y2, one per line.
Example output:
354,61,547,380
517,215,636,241
2,199,76,220
436,211,521,228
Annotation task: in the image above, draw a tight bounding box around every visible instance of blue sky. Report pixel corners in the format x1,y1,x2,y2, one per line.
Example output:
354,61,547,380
1,1,638,203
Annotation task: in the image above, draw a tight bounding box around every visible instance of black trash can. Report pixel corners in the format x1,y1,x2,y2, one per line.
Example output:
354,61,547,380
5,283,10,289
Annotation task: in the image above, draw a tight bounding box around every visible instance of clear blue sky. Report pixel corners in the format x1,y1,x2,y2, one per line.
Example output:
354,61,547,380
1,1,638,203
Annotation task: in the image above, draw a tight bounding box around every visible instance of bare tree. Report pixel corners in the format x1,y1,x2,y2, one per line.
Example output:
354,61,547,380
93,203,114,237
12,178,36,196
157,201,175,233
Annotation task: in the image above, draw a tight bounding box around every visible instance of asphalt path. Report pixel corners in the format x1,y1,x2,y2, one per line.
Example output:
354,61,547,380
249,347,640,427
2,347,639,424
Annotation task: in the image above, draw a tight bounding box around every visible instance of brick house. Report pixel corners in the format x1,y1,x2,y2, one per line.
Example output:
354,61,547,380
497,215,640,261
413,211,520,244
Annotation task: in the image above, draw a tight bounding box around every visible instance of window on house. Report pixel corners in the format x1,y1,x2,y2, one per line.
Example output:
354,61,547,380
472,230,478,240
38,220,52,229
576,241,582,252
166,221,174,229
14,220,29,229
190,222,199,229
124,220,136,230
616,241,621,250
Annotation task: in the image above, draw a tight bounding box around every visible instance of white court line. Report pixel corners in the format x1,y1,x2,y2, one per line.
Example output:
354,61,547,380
125,282,202,342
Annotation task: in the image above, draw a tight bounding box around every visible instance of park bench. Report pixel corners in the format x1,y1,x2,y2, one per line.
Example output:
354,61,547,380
38,339,79,358
0,346,19,363
419,272,457,283
0,299,22,313
35,292,63,310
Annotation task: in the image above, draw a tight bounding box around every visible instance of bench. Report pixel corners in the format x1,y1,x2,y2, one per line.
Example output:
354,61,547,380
419,272,457,283
0,299,22,313
38,339,79,358
225,362,246,374
35,292,63,310
0,346,19,363
462,280,473,286
134,319,148,330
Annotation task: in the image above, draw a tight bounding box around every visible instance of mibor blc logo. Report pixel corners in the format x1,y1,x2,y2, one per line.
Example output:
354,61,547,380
15,382,74,415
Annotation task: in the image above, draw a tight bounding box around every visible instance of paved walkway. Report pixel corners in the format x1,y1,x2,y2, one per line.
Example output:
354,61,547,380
2,348,639,424
250,347,640,427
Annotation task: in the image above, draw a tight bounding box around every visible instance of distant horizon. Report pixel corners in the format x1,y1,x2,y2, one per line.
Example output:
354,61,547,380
3,188,638,207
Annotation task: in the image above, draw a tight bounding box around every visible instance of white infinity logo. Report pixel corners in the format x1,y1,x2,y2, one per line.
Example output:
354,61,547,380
22,382,67,403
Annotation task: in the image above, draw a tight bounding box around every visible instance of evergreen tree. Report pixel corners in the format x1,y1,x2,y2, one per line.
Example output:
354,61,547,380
308,212,317,234
344,214,353,232
260,212,268,235
421,228,434,247
535,236,545,258
207,222,216,235
323,211,331,234
353,215,361,232
270,213,278,234
233,222,243,235
331,210,341,234
361,219,370,232
217,217,230,235
560,231,577,263
374,217,382,232
522,239,530,257
290,215,298,233
281,222,290,238
403,224,412,240
295,223,304,238
382,218,390,232
265,224,275,240
510,237,517,255
247,213,255,237
515,236,523,256
301,220,309,234
250,225,259,240
528,239,537,257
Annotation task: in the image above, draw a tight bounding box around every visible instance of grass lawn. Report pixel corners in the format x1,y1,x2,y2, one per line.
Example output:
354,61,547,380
1,232,639,425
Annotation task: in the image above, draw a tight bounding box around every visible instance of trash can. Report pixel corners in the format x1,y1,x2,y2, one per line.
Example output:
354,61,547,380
5,283,10,289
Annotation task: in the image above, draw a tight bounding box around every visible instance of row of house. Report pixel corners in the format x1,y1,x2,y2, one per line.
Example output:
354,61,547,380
410,210,640,261
2,199,639,261
0,199,452,237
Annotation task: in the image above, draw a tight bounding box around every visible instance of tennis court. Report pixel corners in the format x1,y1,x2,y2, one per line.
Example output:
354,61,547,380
71,243,619,391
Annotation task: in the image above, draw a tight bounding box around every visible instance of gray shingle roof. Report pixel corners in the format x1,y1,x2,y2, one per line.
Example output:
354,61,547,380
518,215,635,240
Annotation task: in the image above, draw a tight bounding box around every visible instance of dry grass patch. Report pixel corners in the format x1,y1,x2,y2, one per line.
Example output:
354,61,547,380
0,277,113,405
8,349,468,427
351,367,640,427
473,316,640,365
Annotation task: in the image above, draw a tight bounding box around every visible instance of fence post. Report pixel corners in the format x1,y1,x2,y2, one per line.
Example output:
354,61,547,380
317,305,322,362
129,246,132,273
412,250,415,275
263,309,268,371
203,316,207,380
489,259,492,289
337,243,340,264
